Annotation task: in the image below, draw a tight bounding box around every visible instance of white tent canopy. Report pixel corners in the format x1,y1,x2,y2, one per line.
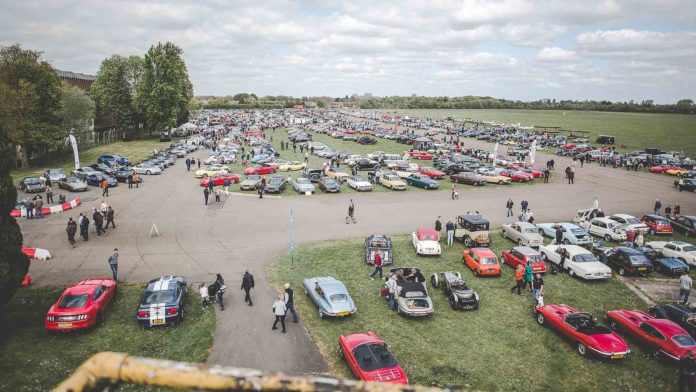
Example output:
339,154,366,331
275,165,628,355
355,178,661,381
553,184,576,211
180,122,197,130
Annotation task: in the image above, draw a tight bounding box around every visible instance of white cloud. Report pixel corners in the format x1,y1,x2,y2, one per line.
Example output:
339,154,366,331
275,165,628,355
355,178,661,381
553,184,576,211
537,47,578,62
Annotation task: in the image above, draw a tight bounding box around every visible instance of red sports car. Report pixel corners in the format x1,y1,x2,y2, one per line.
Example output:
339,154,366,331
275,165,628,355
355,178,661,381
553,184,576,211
535,304,630,359
502,246,546,273
339,332,408,384
244,165,277,175
606,309,696,361
416,167,445,179
520,168,545,178
506,162,528,169
649,165,681,174
45,278,117,331
199,173,240,187
406,151,433,160
641,214,673,235
500,170,533,182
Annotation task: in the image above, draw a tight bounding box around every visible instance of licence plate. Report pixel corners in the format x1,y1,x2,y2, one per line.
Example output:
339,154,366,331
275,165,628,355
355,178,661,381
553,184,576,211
638,267,647,271
152,319,165,325
337,311,350,317
57,322,73,328
611,355,624,359
488,269,495,272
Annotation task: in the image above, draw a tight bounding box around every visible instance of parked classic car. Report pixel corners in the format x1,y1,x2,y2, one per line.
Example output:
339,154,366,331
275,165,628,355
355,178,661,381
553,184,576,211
350,158,379,171
636,246,689,276
675,178,696,192
539,244,612,280
303,277,356,318
641,214,673,235
98,154,130,167
500,169,533,182
502,246,547,274
646,240,696,266
592,246,653,276
380,174,407,190
302,168,324,182
462,247,501,276
478,171,512,185
502,222,543,247
131,163,162,175
535,304,630,359
239,175,263,190
44,168,67,183
536,222,592,245
58,176,88,192
292,178,316,194
404,173,439,189
454,214,491,247
20,177,45,193
278,161,307,172
608,214,649,232
606,309,696,361
365,234,393,265
199,173,240,187
338,332,408,384
327,167,350,182
71,167,100,179
416,167,445,180
649,303,696,338
45,278,117,331
244,164,277,175
135,276,187,327
430,271,479,310
588,217,627,242
347,175,373,191
450,172,486,186
669,216,696,237
389,267,433,317
85,173,118,187
412,228,441,256
264,176,286,193
318,176,341,193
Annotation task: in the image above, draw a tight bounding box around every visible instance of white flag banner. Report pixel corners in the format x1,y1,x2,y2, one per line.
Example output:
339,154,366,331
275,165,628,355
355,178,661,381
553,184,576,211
530,140,537,164
68,134,80,169
493,142,499,166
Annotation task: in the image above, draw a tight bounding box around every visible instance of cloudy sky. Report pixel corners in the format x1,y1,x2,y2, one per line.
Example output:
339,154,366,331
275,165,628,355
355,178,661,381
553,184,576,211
2,0,695,102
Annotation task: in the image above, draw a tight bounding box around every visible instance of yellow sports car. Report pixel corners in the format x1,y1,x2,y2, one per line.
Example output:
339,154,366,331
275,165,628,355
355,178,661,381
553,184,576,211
666,168,689,176
278,161,307,172
379,174,407,190
195,164,229,178
480,172,512,185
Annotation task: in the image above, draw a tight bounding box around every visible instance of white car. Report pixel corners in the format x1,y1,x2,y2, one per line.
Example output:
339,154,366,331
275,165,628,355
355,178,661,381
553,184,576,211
412,228,442,256
539,244,612,280
131,164,162,175
608,214,649,232
346,175,373,191
645,241,696,266
291,178,315,194
588,217,627,242
502,222,544,247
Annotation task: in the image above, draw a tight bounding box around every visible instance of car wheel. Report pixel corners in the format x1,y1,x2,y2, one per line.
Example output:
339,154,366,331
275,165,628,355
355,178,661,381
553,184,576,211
569,269,576,277
319,308,324,319
179,307,184,322
518,239,524,246
474,269,479,277
609,320,619,331
498,180,504,185
449,294,458,310
604,234,612,241
203,174,208,178
502,230,507,239
652,350,662,360
146,170,151,175
649,229,655,235
431,273,439,288
339,344,345,360
576,342,588,356
304,287,308,295
619,268,626,276
536,313,545,325
131,169,136,174
563,238,571,245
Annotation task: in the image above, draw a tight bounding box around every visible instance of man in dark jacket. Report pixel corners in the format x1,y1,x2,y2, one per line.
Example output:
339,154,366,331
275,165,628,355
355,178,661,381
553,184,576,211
93,208,104,236
106,206,115,229
521,200,528,213
204,187,210,205
241,270,255,306
555,226,564,245
435,216,442,234
66,218,77,248
79,213,89,241
284,283,298,322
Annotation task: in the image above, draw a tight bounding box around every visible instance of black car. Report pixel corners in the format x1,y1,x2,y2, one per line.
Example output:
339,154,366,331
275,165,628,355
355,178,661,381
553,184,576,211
593,246,653,276
20,177,45,193
318,176,340,193
649,303,696,337
302,168,324,183
89,163,119,175
675,179,696,192
356,136,377,145
364,234,393,265
669,216,696,237
430,271,479,310
636,247,688,276
350,158,379,171
264,176,286,193
111,169,135,183
136,276,187,327
443,163,471,175
85,173,118,187
71,167,100,179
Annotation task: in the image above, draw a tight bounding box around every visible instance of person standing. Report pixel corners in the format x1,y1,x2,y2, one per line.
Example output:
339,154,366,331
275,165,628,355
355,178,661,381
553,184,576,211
592,196,599,211
304,152,309,163
101,179,109,197
223,178,230,196
204,187,210,205
46,185,53,204
370,250,383,280
108,248,119,281
543,168,550,183
634,230,644,248
524,261,533,292
679,271,692,305
79,213,89,241
521,200,528,213
527,209,534,224
506,198,514,217
25,198,34,219
435,216,442,236
186,158,191,171
568,168,575,184
94,208,105,236
666,205,673,219
241,270,255,306
214,273,226,311
66,217,77,248
272,294,288,333
284,283,298,323
34,196,43,218
346,199,356,224
554,226,564,245
445,220,455,246
106,206,115,229
197,159,201,169
675,203,681,218
127,173,133,189
654,199,662,216
386,274,398,310
532,273,544,304
510,265,524,295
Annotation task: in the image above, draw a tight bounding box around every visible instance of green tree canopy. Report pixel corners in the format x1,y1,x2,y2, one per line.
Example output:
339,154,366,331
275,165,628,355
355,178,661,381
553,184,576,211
91,54,142,136
61,83,95,135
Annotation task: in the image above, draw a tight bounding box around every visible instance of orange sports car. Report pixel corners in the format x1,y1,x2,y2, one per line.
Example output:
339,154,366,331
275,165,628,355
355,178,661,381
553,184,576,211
462,248,501,276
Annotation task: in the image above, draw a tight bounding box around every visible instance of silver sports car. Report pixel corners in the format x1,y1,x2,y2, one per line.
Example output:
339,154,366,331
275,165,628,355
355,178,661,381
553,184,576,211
303,277,356,318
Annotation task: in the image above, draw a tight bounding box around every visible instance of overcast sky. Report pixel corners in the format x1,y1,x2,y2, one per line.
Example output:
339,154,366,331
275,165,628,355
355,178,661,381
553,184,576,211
2,0,695,103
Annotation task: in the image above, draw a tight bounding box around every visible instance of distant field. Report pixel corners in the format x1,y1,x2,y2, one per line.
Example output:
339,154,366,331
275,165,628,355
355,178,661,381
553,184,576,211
378,109,696,157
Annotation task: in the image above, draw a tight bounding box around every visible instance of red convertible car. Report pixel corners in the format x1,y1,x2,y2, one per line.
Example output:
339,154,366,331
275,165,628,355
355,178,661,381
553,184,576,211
199,173,240,187
606,309,696,361
45,278,117,331
500,170,533,182
339,331,408,384
416,167,445,179
406,151,433,160
535,304,630,359
244,165,277,175
649,165,681,174
520,168,545,178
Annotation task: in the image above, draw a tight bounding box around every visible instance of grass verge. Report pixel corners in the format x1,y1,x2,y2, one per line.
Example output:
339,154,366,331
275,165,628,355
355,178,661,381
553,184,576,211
0,283,215,391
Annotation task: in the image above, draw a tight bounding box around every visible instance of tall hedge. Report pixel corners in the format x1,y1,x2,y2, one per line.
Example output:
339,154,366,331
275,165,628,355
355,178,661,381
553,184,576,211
0,145,29,305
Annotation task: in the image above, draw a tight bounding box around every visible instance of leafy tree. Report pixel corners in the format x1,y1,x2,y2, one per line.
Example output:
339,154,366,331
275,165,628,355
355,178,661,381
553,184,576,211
60,83,95,137
0,44,63,167
91,55,141,137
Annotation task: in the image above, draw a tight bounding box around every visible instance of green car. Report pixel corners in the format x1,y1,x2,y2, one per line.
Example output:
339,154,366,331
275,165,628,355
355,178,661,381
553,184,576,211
404,173,439,189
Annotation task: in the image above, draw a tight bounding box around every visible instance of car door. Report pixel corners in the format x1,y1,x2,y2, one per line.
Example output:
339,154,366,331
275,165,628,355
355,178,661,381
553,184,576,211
664,243,677,258
91,286,107,311
638,323,666,352
509,224,520,242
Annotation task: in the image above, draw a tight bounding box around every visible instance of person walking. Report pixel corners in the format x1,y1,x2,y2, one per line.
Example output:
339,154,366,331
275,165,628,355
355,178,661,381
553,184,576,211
214,273,226,310
101,179,109,197
554,225,564,245
66,217,77,248
272,294,288,333
304,152,309,163
543,168,550,183
510,265,524,295
186,158,191,171
435,216,442,236
346,199,356,224
679,271,692,305
654,199,662,216
592,196,599,211
241,270,255,306
284,283,298,323
197,159,201,169
505,198,514,217
223,178,230,196
94,208,105,236
106,206,115,229
370,250,383,280
204,187,210,205
79,213,89,241
532,273,544,304
127,173,133,189
445,220,455,246
666,205,673,219
521,200,528,213
46,185,53,204
108,248,119,281
133,173,140,188
524,261,533,292
34,196,43,218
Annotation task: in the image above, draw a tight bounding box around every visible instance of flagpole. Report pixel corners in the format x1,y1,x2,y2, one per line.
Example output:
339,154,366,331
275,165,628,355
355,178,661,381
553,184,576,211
290,209,294,268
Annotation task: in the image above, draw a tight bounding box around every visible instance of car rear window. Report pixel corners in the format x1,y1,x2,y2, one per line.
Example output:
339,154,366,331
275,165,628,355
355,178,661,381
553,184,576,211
628,255,649,264
329,294,348,302
573,254,596,263
684,246,696,252
58,294,89,308
673,335,696,347
143,290,176,305
481,257,498,265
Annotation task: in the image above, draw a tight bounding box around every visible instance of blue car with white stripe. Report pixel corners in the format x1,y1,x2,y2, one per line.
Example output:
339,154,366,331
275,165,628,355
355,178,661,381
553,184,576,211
136,276,187,327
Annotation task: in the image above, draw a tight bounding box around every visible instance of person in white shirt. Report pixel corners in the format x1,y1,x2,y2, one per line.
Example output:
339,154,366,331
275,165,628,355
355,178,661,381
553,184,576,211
272,294,288,333
199,283,209,307
386,275,398,310
592,196,599,211
679,272,692,305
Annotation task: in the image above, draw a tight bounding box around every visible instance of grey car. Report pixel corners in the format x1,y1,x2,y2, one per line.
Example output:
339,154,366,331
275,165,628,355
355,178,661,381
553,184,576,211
58,176,88,192
303,276,357,318
240,175,262,190
44,168,67,183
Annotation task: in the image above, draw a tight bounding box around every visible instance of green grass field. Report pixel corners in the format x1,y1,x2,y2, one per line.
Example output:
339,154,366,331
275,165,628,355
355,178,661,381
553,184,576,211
270,231,682,391
0,283,215,391
379,109,696,157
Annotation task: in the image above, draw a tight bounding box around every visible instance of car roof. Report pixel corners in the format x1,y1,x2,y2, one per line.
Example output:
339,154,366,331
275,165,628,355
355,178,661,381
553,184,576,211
471,247,496,257
458,215,489,224
649,318,690,336
513,221,535,228
146,276,182,291
513,246,540,255
416,228,438,236
610,214,635,219
592,217,616,223
617,246,643,254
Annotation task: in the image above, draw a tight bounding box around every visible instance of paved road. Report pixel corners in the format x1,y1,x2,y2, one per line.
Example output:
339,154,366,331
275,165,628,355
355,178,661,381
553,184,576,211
17,139,696,374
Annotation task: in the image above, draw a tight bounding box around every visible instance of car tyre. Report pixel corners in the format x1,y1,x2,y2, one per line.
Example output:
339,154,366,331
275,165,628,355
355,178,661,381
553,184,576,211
454,271,462,279
563,239,571,245
649,229,655,235
319,308,324,319
449,294,458,310
339,344,345,360
619,268,626,276
498,180,504,185
536,312,545,325
577,342,588,356
609,320,619,331
502,230,507,239
304,287,308,295
604,234,612,242
569,269,576,277
518,239,524,246
431,273,439,288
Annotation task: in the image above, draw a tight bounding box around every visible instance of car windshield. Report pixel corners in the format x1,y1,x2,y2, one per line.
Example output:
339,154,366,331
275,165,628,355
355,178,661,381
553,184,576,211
481,257,498,265
67,177,81,183
528,255,543,263
353,343,398,372
684,246,696,252
143,290,176,305
524,228,538,234
296,178,310,184
58,294,89,308
354,176,367,182
25,178,41,184
369,238,388,247
420,234,437,241
573,254,596,263
329,294,348,302
628,255,649,264
49,169,64,174
673,335,696,347
625,218,641,224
